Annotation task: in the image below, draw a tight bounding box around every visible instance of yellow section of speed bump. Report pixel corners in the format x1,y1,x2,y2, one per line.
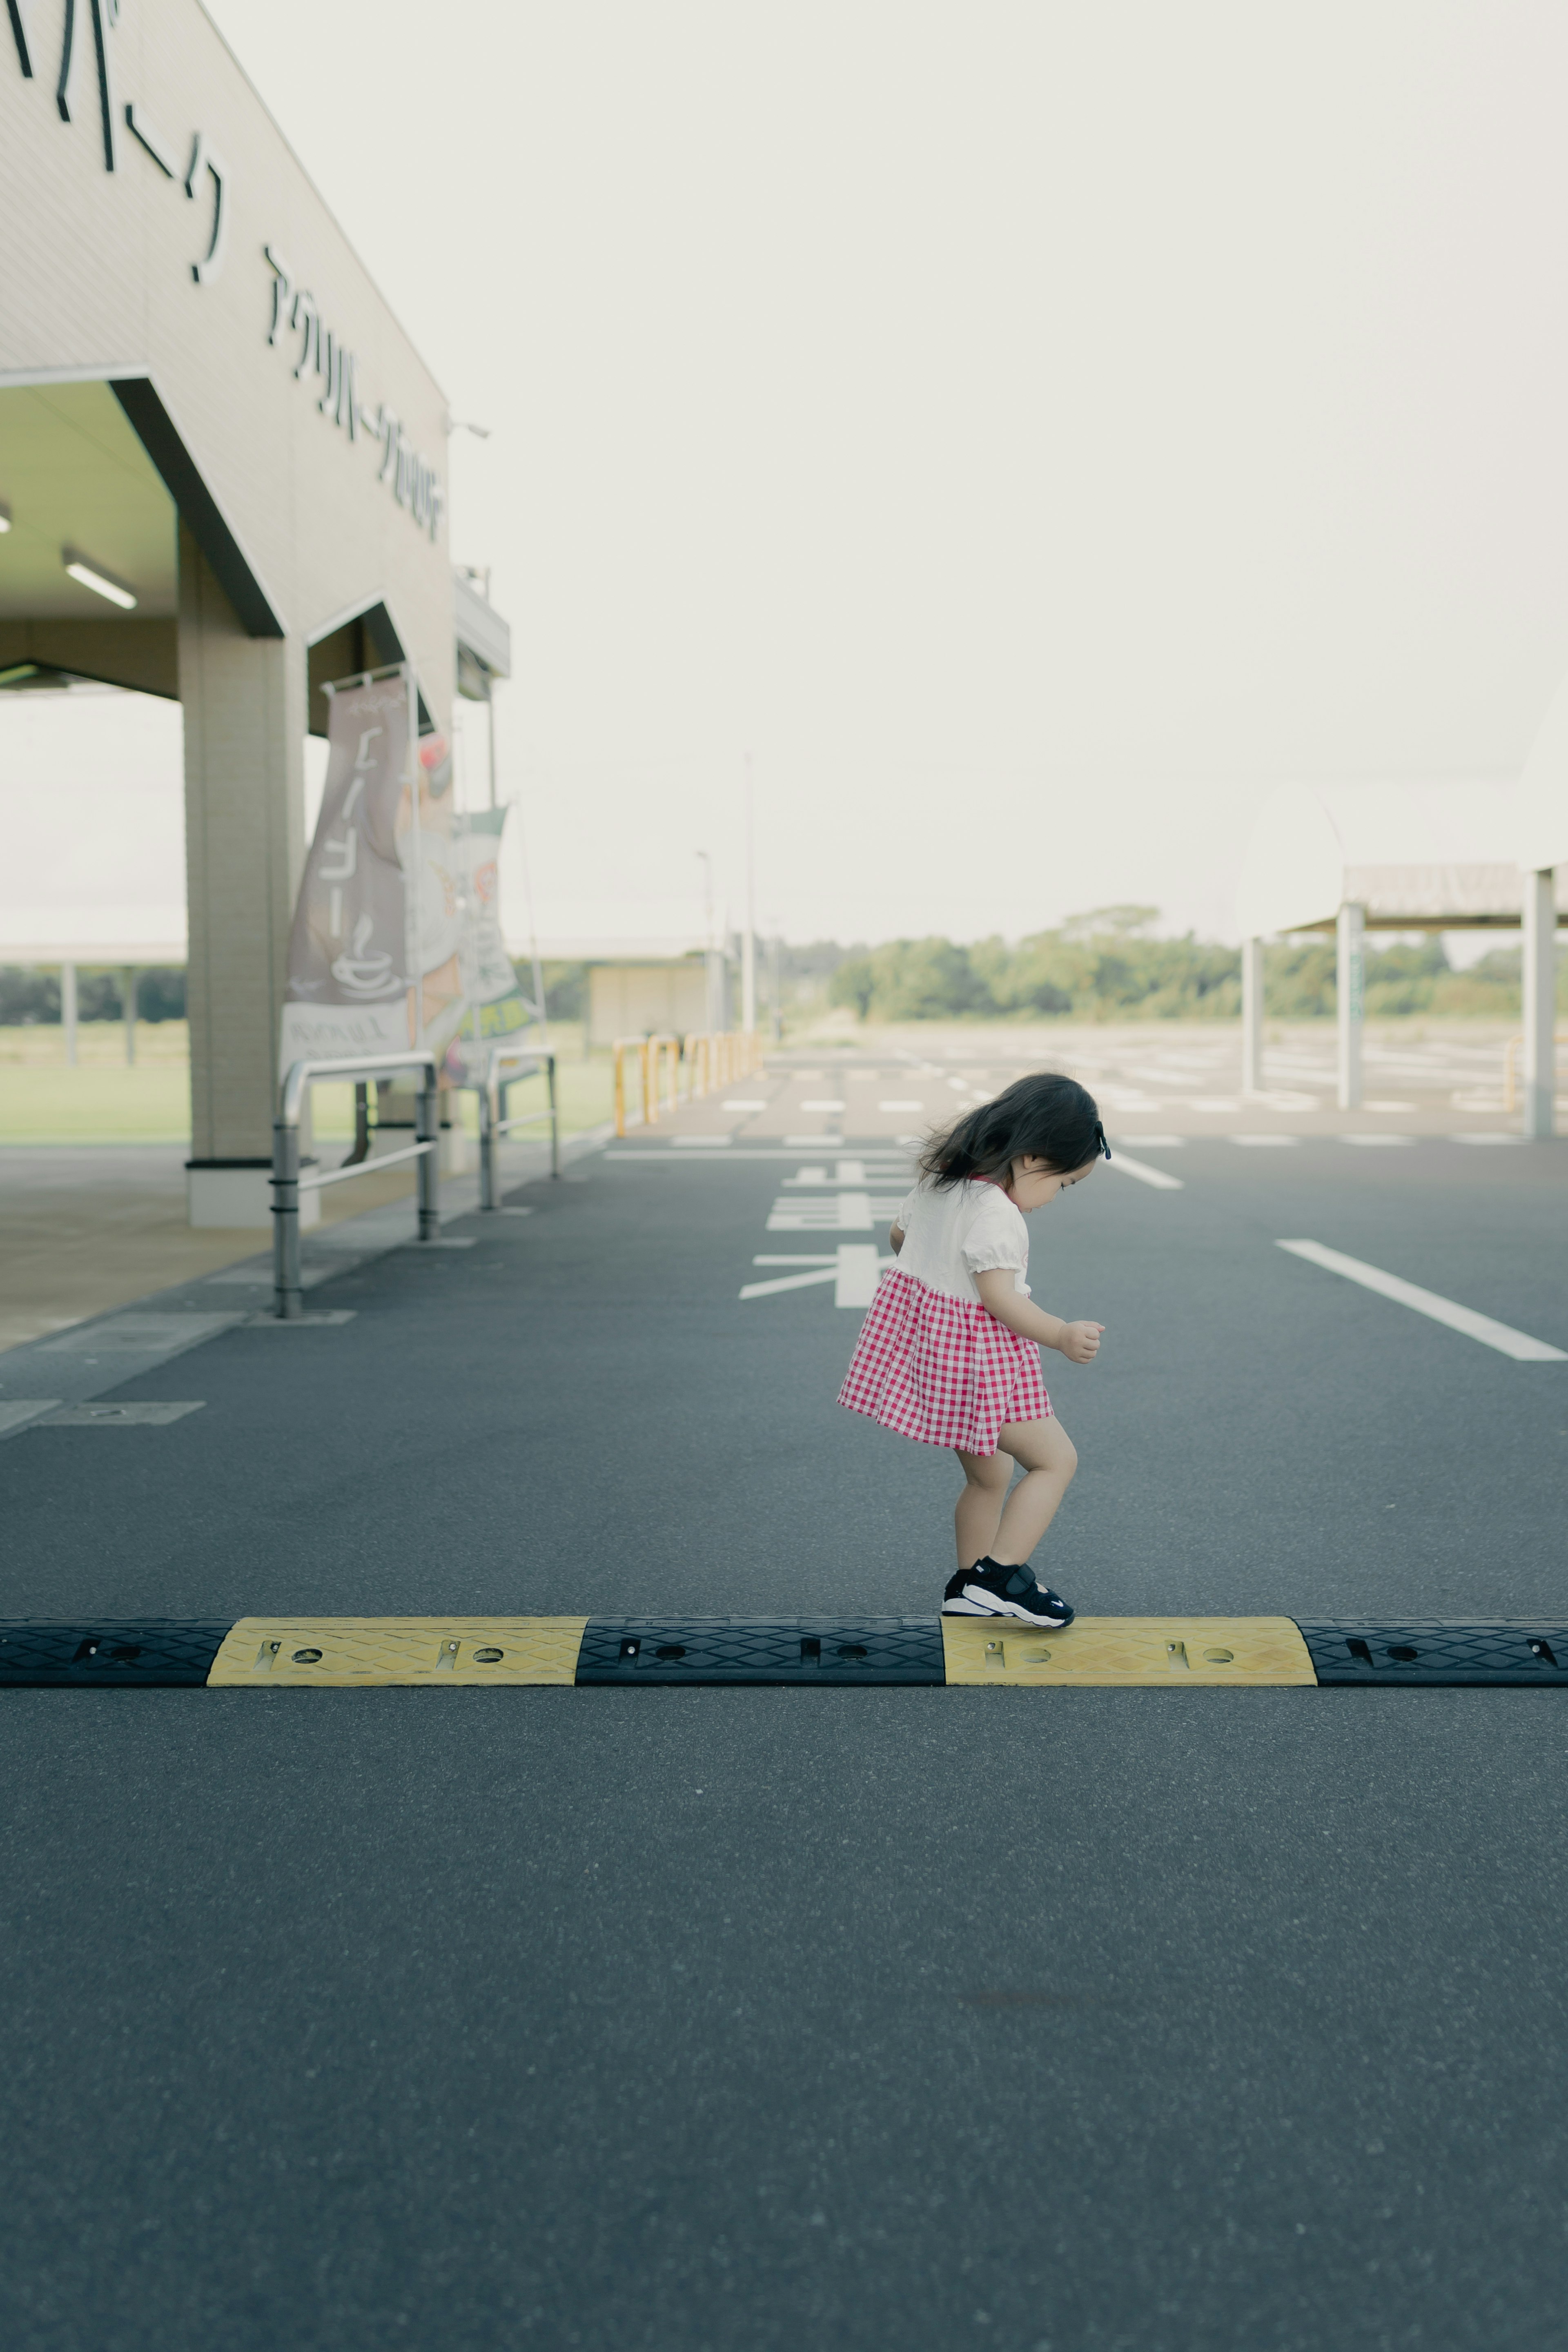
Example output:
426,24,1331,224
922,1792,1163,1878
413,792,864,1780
941,1615,1317,1686
207,1618,588,1687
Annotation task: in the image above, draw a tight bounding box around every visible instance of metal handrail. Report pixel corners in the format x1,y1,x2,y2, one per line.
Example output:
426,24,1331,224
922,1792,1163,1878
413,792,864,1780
272,1049,441,1319
471,1045,560,1207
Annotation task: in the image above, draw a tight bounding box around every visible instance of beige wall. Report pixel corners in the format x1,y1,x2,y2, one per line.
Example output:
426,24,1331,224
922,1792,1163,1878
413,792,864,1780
590,964,710,1050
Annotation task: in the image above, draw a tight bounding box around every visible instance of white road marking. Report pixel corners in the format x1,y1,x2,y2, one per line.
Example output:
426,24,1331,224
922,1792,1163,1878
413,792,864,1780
1106,1152,1185,1192
671,1135,732,1148
1342,1134,1414,1147
1364,1100,1417,1112
800,1099,846,1111
1453,1133,1525,1146
739,1244,892,1305
766,1192,905,1231
1276,1240,1568,1361
0,1401,62,1437
723,1099,768,1110
1109,1134,1184,1148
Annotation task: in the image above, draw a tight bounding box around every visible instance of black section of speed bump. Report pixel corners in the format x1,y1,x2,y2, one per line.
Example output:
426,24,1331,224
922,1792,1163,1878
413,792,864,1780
0,1621,232,1686
1297,1621,1568,1686
575,1617,947,1685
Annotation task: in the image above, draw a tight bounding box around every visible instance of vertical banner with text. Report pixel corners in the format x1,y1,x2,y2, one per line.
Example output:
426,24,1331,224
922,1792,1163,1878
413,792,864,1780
281,674,539,1078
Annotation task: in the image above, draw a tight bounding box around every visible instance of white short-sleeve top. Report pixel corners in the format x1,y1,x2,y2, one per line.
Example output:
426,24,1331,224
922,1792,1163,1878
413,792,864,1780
893,1176,1031,1303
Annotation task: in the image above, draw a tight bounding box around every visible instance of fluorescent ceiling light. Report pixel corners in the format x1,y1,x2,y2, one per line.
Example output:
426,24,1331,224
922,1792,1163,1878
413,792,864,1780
63,550,137,609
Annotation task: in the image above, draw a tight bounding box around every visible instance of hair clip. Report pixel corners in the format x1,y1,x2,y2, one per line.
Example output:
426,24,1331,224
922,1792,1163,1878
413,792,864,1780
1095,1122,1112,1160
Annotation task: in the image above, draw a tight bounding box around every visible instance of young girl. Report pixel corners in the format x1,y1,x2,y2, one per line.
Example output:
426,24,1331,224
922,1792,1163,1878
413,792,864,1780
837,1073,1109,1627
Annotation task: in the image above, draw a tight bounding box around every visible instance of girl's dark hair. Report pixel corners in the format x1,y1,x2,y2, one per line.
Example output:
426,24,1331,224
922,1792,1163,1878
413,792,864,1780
918,1072,1110,1189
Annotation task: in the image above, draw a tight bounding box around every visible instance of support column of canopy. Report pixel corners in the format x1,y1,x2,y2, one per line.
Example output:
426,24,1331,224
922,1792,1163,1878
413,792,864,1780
178,523,307,1227
1240,936,1264,1094
60,962,77,1067
121,967,138,1066
1336,902,1364,1111
1521,869,1557,1140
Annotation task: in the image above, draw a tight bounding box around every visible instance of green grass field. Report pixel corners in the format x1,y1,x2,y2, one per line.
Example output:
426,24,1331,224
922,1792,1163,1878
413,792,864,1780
0,1022,614,1145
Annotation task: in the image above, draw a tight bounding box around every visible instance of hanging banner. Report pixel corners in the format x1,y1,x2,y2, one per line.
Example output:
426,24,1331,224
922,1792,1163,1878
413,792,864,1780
280,671,538,1075
280,675,413,1066
442,805,535,1082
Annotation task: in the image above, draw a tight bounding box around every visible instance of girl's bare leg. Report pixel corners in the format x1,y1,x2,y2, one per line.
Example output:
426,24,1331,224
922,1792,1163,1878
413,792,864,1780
987,1418,1078,1568
953,1445,1012,1567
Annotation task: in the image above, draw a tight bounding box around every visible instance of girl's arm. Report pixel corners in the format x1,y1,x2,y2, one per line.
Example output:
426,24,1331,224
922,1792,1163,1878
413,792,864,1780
973,1267,1102,1364
889,1222,904,1255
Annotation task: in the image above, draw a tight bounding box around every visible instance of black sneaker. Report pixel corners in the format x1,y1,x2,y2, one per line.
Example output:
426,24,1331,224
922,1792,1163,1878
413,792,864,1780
941,1559,1075,1627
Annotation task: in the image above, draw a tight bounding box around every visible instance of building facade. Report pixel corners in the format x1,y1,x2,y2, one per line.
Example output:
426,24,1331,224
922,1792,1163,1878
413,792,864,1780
0,0,507,1218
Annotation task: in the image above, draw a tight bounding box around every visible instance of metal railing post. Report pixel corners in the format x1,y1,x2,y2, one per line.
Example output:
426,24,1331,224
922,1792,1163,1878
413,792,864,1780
272,1118,303,1320
416,1071,441,1238
479,1068,499,1209
548,1055,561,1176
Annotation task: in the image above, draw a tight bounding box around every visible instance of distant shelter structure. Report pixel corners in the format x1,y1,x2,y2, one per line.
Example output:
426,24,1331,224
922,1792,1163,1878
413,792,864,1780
1234,776,1567,1134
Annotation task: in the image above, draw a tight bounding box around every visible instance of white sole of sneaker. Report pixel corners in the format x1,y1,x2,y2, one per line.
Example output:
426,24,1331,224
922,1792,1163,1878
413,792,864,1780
943,1587,1072,1628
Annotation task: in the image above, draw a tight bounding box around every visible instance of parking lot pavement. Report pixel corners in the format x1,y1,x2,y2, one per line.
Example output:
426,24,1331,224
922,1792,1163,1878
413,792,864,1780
0,1133,1564,2350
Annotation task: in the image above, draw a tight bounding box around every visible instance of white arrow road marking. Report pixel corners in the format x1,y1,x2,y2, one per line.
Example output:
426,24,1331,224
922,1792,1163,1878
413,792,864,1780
1277,1240,1568,1361
740,1246,894,1305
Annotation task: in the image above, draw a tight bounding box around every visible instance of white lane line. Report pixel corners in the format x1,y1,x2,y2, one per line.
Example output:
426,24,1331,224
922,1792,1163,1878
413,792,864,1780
1106,1152,1185,1192
1276,1240,1568,1361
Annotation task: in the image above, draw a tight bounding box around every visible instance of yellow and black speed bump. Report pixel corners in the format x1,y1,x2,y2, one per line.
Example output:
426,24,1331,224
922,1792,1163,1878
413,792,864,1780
1296,1621,1568,1685
0,1618,1566,1689
575,1617,946,1684
0,1621,234,1686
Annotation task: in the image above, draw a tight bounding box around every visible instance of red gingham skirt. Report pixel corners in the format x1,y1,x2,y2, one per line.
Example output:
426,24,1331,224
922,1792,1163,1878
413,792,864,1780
837,1267,1051,1455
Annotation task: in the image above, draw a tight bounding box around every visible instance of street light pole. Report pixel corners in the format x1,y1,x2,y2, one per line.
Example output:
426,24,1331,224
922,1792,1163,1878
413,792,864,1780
742,753,756,1033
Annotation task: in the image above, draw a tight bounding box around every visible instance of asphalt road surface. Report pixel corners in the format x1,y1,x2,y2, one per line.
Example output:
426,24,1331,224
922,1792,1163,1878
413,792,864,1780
1,1132,1564,2350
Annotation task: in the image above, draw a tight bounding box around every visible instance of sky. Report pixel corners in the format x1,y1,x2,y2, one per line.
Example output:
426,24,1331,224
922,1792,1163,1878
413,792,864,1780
12,0,1568,950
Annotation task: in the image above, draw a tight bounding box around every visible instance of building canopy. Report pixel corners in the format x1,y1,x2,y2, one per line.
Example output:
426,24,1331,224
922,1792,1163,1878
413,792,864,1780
1233,780,1568,935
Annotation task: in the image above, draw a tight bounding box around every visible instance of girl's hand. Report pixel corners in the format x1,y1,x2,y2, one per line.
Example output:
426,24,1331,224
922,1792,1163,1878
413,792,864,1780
1058,1320,1105,1363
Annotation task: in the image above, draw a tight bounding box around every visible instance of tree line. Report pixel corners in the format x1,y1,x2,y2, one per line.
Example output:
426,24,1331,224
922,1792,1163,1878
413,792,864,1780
815,908,1536,1022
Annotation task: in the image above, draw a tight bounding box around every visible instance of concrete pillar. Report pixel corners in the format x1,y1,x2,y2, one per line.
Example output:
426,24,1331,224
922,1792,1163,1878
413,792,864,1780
1336,902,1364,1111
60,961,77,1066
741,927,756,1033
177,524,306,1226
705,947,728,1034
1521,867,1557,1140
1240,936,1264,1095
121,966,137,1065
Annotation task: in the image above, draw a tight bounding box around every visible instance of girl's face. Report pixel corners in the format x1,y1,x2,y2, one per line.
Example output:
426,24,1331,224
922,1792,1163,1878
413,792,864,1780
1006,1155,1100,1212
